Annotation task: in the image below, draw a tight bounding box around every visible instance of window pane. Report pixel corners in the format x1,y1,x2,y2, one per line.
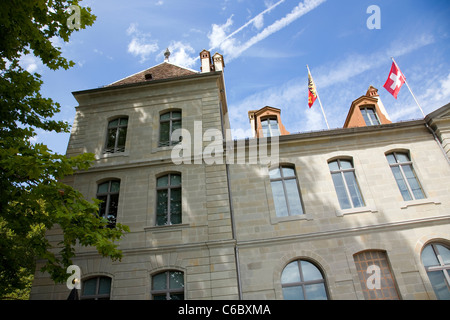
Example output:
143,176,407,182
269,120,280,136
170,188,182,224
390,167,412,201
281,167,296,178
106,129,117,149
170,293,184,300
422,245,440,267
170,174,182,186
117,127,127,149
269,167,281,179
160,122,170,144
97,182,109,194
169,271,184,289
172,119,181,132
396,153,410,163
331,172,351,209
402,164,425,200
153,294,167,300
152,272,167,290
119,118,128,126
361,110,371,126
427,271,450,300
172,111,181,119
83,278,97,296
281,261,301,284
110,181,120,193
97,195,107,217
285,179,303,215
271,180,288,217
156,190,168,225
98,277,111,295
386,154,396,164
328,161,339,171
368,111,380,125
436,244,450,265
339,160,353,170
343,171,364,207
157,175,169,187
282,286,304,300
108,119,119,128
304,283,327,300
301,260,323,281
160,113,171,121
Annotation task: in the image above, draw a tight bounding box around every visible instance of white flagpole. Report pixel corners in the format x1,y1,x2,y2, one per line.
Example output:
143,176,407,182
391,57,426,118
307,65,330,129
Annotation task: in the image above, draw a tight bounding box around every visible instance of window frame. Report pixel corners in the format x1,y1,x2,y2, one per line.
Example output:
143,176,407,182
269,165,305,217
260,116,280,137
151,270,185,300
421,242,450,300
328,158,365,210
96,179,120,227
386,151,425,201
360,106,380,126
104,117,128,153
81,276,112,300
281,259,329,300
155,173,182,226
159,110,182,147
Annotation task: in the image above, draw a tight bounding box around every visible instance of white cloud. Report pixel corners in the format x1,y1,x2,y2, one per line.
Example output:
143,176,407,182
167,41,197,68
19,54,42,74
208,0,325,61
126,23,159,63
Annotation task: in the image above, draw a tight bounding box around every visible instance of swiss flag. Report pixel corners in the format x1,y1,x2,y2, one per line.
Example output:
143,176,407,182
383,62,406,99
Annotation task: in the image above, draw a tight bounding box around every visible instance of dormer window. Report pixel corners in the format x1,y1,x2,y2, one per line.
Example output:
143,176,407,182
261,117,280,137
360,106,380,126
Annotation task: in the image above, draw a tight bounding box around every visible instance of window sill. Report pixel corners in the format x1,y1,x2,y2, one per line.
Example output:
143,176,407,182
271,213,313,224
400,198,441,209
100,151,129,159
335,206,378,217
144,223,190,232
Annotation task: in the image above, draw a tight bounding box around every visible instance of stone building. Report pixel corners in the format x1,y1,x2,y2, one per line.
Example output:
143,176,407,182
30,50,450,300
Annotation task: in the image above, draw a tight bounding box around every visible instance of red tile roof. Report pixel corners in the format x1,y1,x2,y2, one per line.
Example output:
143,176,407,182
108,62,198,87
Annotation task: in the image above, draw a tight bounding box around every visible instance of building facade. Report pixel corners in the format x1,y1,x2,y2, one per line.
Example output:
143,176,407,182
30,51,450,300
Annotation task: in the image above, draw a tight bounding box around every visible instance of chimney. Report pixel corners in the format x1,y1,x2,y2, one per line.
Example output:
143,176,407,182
164,48,170,62
200,49,212,73
212,52,225,72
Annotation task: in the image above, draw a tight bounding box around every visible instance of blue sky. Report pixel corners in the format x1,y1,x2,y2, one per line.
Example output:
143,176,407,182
24,0,450,154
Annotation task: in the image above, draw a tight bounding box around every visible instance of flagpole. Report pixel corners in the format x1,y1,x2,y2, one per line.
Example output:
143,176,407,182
391,57,426,118
307,65,330,129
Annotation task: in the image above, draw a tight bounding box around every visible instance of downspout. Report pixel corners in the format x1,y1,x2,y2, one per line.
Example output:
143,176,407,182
218,73,243,300
425,122,450,165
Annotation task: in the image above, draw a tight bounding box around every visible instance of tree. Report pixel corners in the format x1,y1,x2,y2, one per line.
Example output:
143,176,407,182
0,1,129,299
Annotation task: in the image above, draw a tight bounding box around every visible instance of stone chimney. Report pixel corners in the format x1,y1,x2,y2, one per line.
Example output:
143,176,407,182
212,52,225,72
200,49,212,73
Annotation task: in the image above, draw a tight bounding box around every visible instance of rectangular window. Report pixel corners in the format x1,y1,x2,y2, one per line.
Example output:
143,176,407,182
360,107,380,126
156,173,182,226
261,117,280,137
105,117,128,153
329,159,364,210
269,166,304,217
386,152,425,201
159,111,181,147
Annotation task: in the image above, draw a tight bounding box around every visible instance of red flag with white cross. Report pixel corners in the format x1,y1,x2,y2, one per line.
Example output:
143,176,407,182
383,62,406,99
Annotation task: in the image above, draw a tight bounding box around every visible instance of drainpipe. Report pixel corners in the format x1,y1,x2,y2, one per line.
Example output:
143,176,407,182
218,74,243,300
425,123,450,165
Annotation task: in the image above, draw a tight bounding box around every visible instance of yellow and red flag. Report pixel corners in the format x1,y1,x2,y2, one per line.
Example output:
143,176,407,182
308,71,317,108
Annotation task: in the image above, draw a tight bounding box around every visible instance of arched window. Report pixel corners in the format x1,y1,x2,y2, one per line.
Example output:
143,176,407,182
421,243,450,300
269,165,304,217
328,158,364,210
97,179,120,227
281,260,328,300
261,117,280,137
159,110,181,147
105,117,128,153
81,276,112,300
156,173,181,226
151,270,184,300
386,151,425,201
353,250,400,300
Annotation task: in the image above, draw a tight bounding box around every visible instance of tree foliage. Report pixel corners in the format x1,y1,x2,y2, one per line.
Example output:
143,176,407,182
0,1,129,299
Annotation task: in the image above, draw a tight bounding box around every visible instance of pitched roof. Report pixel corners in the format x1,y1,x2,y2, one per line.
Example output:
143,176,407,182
107,62,198,87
